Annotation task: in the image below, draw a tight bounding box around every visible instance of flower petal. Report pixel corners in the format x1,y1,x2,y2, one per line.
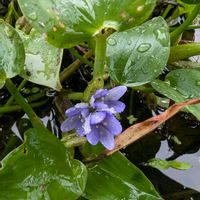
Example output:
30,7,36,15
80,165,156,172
93,89,108,99
76,121,85,136
83,114,91,134
105,86,127,101
90,111,106,124
103,114,122,135
105,100,126,113
86,126,100,145
92,102,108,109
61,116,79,132
75,102,89,109
99,130,115,150
65,107,80,117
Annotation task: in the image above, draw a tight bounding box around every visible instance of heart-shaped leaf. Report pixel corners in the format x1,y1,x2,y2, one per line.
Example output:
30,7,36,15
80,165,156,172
18,30,63,91
0,128,87,200
151,69,200,120
107,17,170,86
0,20,25,88
17,0,156,48
83,152,162,200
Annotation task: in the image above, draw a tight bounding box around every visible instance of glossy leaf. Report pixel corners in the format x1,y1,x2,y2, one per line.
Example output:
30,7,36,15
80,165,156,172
18,30,63,91
17,0,156,48
180,0,200,4
0,20,25,88
0,128,87,200
107,17,170,86
83,152,162,200
151,69,200,120
147,158,192,170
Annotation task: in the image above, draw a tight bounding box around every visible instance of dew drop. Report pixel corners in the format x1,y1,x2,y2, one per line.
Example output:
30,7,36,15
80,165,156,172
137,43,151,53
127,40,132,45
28,12,37,20
107,38,117,46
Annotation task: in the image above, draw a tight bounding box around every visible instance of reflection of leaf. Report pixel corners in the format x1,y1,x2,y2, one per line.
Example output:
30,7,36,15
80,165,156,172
18,30,63,91
0,128,87,200
98,98,200,158
0,20,25,88
147,158,192,170
84,152,162,200
107,17,170,86
18,0,156,48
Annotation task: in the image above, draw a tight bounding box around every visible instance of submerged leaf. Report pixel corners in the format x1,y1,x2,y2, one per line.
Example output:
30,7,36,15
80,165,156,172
0,20,25,88
0,128,87,200
17,0,156,48
18,30,63,91
107,17,170,86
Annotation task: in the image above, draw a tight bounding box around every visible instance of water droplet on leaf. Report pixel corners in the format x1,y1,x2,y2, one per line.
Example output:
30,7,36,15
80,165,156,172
137,43,151,53
196,80,200,86
107,38,117,46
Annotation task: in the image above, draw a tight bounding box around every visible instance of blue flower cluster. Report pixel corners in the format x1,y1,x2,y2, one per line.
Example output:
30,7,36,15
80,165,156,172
61,86,127,150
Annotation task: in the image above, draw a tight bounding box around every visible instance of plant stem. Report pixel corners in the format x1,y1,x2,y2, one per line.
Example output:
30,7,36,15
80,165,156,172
83,32,107,101
170,4,200,45
67,92,83,100
168,42,200,63
162,4,173,19
5,79,44,128
5,79,27,105
60,50,92,82
69,48,93,68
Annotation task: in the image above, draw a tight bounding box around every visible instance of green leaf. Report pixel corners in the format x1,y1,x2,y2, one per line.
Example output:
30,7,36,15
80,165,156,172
83,153,162,200
151,72,200,120
17,0,156,48
107,17,170,86
0,128,87,200
0,20,25,88
147,158,192,170
18,30,63,91
180,0,200,4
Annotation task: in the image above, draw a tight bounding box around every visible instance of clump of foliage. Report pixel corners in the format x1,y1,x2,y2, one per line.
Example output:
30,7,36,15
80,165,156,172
0,0,200,199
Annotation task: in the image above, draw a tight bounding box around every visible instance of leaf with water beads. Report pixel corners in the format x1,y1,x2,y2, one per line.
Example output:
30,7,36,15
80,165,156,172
17,0,156,48
0,20,25,88
107,17,170,87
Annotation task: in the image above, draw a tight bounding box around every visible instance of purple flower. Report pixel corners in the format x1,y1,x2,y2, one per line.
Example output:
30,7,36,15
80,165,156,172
61,86,127,150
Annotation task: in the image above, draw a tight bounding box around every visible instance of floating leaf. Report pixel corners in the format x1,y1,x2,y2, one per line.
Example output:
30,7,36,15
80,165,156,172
151,69,200,120
0,20,25,88
0,128,87,200
18,30,63,91
147,158,192,170
97,98,200,158
17,0,156,48
83,153,162,200
107,17,170,86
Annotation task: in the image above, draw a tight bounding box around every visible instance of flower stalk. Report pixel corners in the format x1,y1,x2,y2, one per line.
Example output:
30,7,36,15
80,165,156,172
83,31,108,101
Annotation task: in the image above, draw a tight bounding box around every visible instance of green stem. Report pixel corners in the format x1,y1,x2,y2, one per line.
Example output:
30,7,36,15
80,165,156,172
0,99,48,113
5,79,44,128
170,4,200,45
168,42,200,63
67,92,83,100
5,79,27,105
60,50,92,82
162,4,173,19
83,32,107,101
69,48,93,68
